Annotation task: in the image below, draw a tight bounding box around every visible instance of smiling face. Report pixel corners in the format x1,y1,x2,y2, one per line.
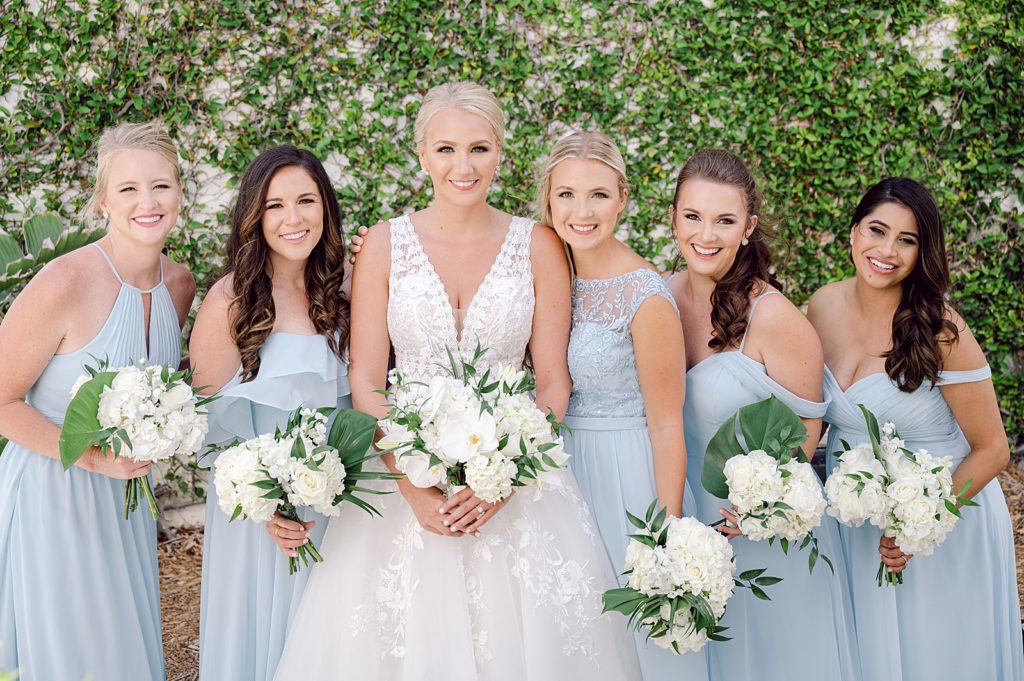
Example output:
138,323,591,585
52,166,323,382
100,148,181,248
547,157,626,253
850,200,919,289
418,107,500,207
260,165,324,268
671,178,756,281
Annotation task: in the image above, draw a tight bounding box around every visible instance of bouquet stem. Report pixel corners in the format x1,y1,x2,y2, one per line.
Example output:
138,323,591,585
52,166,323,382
123,476,160,520
280,505,324,575
876,561,904,587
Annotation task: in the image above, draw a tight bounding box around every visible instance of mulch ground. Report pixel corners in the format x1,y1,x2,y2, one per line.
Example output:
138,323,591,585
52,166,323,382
158,466,1024,676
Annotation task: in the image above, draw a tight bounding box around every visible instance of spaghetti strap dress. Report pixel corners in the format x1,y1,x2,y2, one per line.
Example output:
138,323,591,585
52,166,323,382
684,291,861,681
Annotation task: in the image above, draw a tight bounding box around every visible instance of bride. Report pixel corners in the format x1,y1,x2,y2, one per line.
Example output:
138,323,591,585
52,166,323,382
273,82,641,680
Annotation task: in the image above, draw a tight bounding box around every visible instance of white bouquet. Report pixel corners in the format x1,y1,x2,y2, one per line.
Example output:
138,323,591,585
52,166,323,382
603,501,778,653
703,396,832,573
376,346,569,503
825,405,976,585
212,406,392,574
60,359,211,518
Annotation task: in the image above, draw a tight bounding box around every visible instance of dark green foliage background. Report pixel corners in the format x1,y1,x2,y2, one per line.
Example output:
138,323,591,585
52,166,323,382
2,0,1022,445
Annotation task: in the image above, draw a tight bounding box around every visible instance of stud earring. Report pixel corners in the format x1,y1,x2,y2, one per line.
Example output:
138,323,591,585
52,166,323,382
741,237,749,246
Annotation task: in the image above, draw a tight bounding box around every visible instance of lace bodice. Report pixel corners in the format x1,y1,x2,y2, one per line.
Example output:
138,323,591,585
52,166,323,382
387,214,535,379
567,269,677,418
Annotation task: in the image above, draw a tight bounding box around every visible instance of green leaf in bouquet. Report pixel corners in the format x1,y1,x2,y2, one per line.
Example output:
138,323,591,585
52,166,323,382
857,404,882,460
840,439,852,451
290,436,308,460
627,533,659,550
750,585,772,601
780,537,790,554
702,416,743,499
643,498,657,524
736,396,808,459
754,576,784,586
944,499,963,518
230,504,244,521
601,586,645,615
650,506,668,535
59,370,118,469
328,408,377,464
738,568,766,581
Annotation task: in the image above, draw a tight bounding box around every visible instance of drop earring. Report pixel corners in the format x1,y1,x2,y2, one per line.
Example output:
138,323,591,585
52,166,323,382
741,237,749,246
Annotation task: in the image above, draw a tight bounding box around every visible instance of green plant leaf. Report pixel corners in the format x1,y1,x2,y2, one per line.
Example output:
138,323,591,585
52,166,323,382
58,371,117,469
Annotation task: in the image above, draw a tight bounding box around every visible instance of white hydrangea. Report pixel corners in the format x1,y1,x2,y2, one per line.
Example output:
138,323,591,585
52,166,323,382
724,451,824,543
377,361,569,503
88,363,208,464
825,421,963,561
624,515,736,654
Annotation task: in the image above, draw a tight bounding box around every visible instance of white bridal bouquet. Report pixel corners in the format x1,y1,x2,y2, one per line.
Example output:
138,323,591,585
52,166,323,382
825,405,976,586
376,346,569,503
702,396,832,573
602,500,778,653
60,359,212,519
212,406,394,574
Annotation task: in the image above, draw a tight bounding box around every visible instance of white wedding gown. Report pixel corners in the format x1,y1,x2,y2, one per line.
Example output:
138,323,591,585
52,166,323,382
274,215,641,681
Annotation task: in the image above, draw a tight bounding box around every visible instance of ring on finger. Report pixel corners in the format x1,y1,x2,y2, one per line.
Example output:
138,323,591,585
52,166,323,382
476,505,486,516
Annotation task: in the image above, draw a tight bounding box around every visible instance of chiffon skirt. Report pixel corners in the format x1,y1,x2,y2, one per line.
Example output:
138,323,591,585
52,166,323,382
0,444,163,681
566,414,710,681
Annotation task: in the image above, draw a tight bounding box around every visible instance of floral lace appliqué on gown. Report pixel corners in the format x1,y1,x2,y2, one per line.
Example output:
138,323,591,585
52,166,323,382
274,215,641,681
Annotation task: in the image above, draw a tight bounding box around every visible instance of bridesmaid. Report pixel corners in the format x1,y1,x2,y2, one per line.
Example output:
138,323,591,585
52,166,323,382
0,121,194,681
666,149,861,681
808,177,1023,681
190,145,351,681
539,131,708,680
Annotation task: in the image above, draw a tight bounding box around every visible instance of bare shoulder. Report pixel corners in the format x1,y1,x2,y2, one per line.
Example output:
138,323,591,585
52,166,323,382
806,279,849,320
940,304,987,371
358,219,392,259
754,290,823,356
528,222,564,255
201,274,236,312
15,247,93,308
190,275,236,348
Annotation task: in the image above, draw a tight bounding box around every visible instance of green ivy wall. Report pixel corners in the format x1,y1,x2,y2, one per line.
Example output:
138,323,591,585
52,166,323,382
2,0,1022,445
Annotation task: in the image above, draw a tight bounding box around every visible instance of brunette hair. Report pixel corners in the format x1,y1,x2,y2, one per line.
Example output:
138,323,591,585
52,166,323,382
850,177,959,391
672,149,781,351
224,145,348,381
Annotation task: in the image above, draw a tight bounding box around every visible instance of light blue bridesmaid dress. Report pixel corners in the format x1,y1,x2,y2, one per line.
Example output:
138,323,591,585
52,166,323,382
198,332,351,681
824,365,1023,681
684,291,861,681
565,269,710,681
0,243,179,681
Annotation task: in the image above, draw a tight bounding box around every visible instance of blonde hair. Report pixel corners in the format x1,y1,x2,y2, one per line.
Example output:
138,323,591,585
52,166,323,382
413,82,505,150
84,120,180,220
535,130,628,227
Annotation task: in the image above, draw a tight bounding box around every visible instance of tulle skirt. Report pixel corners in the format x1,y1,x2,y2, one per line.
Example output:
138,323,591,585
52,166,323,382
274,464,641,681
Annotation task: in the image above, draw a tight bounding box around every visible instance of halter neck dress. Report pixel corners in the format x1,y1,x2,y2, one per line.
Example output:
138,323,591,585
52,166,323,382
0,242,180,681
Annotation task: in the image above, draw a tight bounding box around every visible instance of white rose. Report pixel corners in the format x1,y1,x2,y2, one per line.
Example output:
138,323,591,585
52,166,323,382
287,460,332,507
160,382,194,411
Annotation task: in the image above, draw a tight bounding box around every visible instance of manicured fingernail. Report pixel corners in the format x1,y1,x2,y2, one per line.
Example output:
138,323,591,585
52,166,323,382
438,506,445,514
442,520,450,527
474,532,480,538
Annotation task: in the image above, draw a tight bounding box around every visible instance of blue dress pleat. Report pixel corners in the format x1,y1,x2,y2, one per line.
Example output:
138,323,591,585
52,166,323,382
198,333,351,681
823,365,1023,681
0,243,179,681
564,269,710,680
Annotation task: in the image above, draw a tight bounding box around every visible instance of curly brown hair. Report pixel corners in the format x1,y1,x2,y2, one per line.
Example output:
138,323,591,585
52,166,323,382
224,145,349,381
849,177,959,392
671,149,781,351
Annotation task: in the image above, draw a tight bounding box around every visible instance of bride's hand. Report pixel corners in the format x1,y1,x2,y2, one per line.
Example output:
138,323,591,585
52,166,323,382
267,515,316,557
440,488,512,537
404,485,463,537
